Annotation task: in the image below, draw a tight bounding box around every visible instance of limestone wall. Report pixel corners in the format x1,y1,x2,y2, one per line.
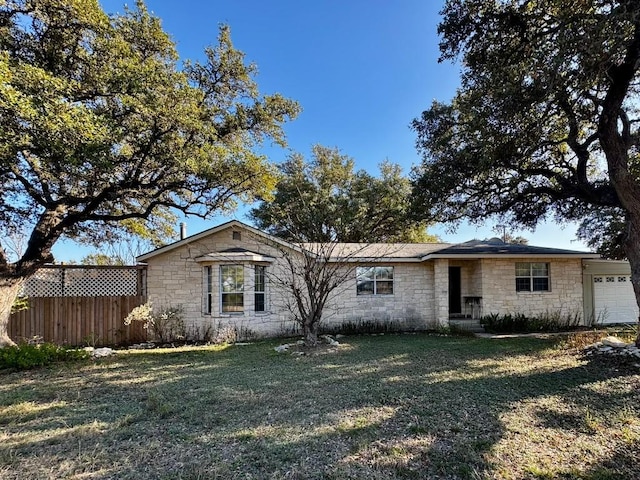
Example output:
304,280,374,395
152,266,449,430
321,262,436,330
479,258,584,319
144,226,438,339
144,227,293,338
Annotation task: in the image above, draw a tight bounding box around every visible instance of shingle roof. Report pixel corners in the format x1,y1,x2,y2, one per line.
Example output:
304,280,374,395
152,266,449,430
301,242,451,261
137,220,599,263
425,238,599,258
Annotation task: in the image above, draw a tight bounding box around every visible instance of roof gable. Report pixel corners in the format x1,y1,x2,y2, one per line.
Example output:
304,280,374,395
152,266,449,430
136,220,296,262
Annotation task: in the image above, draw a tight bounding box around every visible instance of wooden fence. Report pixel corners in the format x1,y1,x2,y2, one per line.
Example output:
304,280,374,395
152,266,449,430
9,296,148,347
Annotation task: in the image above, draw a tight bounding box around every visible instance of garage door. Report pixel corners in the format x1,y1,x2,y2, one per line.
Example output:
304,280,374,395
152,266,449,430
593,275,639,324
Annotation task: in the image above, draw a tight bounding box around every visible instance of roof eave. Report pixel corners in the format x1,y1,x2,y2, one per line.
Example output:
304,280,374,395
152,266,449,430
422,253,601,260
327,257,424,263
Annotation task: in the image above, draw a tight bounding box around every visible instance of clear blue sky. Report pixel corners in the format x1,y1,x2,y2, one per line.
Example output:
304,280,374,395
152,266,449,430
53,0,587,262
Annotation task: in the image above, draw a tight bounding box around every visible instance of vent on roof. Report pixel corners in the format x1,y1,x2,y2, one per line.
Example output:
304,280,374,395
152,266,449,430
232,231,241,241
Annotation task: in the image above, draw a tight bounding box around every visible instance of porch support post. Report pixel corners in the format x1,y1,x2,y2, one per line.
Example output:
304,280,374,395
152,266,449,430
434,258,449,327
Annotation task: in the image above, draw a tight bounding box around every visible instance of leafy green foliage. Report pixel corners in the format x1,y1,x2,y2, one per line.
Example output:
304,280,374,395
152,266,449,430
0,0,299,273
577,207,628,259
251,145,437,242
0,342,90,370
10,296,28,314
411,0,640,239
80,253,126,265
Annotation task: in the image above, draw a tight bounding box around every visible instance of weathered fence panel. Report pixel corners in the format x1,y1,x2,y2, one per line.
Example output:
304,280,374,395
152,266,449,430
9,296,147,346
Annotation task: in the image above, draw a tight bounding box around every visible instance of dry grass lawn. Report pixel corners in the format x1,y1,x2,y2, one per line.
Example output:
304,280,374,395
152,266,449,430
0,333,639,479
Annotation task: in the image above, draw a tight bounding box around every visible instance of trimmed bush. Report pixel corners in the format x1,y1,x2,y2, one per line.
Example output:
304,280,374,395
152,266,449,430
0,343,90,370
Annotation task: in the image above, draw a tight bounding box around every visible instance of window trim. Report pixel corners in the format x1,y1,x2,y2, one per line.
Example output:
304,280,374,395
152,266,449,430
220,264,244,313
515,262,550,292
204,265,213,314
356,266,394,296
254,265,266,312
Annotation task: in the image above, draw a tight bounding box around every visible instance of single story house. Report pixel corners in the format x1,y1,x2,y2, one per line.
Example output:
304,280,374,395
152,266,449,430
136,220,639,338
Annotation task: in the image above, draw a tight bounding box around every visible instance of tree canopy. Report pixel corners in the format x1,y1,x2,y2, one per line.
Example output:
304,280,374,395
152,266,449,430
0,0,299,274
250,145,437,243
411,0,640,341
0,0,299,345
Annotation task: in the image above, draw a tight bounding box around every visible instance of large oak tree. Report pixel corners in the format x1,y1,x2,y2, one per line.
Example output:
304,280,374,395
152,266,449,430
411,0,640,342
0,0,299,346
250,144,436,243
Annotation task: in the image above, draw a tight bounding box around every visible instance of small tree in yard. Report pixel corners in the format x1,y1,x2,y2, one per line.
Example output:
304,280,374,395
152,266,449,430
251,147,417,346
412,0,640,345
0,0,300,346
268,241,373,347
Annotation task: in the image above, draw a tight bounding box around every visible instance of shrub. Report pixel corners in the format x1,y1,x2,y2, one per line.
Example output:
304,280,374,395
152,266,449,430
321,318,409,336
11,296,29,314
481,310,583,333
0,343,90,370
124,303,186,343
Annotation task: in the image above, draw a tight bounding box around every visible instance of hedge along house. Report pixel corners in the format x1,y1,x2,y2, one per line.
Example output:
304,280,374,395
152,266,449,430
136,220,608,338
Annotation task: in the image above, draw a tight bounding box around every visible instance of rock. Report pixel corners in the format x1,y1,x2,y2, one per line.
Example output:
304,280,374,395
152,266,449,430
295,340,305,345
583,338,640,364
335,334,345,339
274,344,290,353
234,342,252,346
93,347,115,358
128,342,155,350
602,336,629,348
85,347,116,358
320,335,340,346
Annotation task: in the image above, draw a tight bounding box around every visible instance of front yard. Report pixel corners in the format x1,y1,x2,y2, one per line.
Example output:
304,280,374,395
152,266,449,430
0,334,639,479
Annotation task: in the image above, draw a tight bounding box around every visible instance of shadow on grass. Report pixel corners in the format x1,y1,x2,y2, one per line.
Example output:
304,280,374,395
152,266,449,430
0,334,638,479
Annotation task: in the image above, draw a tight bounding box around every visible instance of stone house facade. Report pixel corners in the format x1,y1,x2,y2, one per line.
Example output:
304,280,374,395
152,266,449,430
137,220,603,338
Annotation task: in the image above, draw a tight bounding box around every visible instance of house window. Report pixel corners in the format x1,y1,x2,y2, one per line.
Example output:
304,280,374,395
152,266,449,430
515,262,550,292
204,266,213,314
221,265,244,313
356,266,394,295
255,265,266,312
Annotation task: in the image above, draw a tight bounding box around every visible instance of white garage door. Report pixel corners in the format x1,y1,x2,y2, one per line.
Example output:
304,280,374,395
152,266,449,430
593,275,639,324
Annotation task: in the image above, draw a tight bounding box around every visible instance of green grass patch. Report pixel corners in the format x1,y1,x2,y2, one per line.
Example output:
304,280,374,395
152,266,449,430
0,334,638,479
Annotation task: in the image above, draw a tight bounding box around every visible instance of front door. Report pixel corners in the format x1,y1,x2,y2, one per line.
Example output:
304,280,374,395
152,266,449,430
448,266,462,315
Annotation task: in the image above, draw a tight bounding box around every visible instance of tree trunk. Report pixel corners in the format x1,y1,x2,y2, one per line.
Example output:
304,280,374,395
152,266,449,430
302,314,319,347
0,278,24,347
623,218,640,347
